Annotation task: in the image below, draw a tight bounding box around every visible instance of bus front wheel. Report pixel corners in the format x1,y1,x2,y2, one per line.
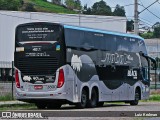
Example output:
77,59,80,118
130,89,140,106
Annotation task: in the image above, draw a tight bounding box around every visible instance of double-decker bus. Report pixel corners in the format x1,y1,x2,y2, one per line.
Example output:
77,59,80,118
14,22,156,109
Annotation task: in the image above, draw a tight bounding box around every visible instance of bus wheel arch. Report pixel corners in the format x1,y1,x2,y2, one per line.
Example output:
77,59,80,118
135,86,141,100
130,86,141,106
87,86,99,108
76,86,89,109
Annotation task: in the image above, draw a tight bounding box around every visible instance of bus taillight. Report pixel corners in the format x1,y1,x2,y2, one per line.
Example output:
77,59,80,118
15,69,20,88
57,69,65,88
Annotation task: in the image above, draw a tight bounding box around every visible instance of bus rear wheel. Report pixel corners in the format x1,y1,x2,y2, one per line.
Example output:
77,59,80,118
76,89,88,109
87,89,98,108
130,89,140,106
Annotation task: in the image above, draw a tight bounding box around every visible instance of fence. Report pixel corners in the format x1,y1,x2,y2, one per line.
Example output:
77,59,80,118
0,61,14,100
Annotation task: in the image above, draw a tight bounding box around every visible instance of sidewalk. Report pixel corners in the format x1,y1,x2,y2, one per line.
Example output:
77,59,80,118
0,101,27,106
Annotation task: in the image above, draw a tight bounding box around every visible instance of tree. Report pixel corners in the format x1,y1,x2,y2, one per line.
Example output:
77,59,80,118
154,26,160,38
91,0,112,15
140,32,154,39
113,4,125,16
153,22,160,38
74,0,81,10
65,0,75,9
0,0,23,11
83,4,92,14
22,3,37,12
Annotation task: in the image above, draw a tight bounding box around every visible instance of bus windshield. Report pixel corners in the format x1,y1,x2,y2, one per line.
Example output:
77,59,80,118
16,24,62,42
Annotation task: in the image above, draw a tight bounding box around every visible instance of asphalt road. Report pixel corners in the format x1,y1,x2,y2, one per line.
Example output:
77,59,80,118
0,101,160,120
47,102,160,120
58,102,160,111
41,102,160,120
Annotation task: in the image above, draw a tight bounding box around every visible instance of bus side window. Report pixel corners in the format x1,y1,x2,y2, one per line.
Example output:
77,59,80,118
105,35,116,51
116,36,130,52
93,33,105,50
81,32,94,49
65,29,83,48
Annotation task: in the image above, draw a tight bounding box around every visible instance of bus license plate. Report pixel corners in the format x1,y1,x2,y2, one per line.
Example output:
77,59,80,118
34,85,43,90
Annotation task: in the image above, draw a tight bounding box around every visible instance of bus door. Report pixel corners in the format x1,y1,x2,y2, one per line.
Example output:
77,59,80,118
140,54,157,96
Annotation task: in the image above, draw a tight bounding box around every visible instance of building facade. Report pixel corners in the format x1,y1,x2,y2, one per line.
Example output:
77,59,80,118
0,10,127,81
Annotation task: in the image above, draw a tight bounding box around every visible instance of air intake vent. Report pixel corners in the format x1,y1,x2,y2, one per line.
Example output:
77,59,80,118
17,57,59,75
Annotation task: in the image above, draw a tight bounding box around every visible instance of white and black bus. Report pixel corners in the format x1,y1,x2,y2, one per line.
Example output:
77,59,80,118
14,22,156,109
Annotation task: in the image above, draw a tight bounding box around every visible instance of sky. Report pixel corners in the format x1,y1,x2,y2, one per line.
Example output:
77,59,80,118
80,0,160,27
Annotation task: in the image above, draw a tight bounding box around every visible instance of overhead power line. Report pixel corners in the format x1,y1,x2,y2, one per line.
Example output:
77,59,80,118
139,0,159,14
139,17,154,26
139,0,160,21
139,19,153,27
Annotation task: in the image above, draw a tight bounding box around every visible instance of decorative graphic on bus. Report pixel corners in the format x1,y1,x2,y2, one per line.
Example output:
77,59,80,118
56,45,61,51
127,70,138,79
71,54,82,72
101,52,134,65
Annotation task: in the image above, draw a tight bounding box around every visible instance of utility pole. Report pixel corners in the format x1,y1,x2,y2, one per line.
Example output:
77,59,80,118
134,0,159,35
134,0,139,35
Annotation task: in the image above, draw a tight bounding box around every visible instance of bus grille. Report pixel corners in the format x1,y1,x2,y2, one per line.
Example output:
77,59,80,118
17,57,59,75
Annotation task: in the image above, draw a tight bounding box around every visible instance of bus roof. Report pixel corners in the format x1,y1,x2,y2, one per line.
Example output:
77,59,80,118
64,25,144,40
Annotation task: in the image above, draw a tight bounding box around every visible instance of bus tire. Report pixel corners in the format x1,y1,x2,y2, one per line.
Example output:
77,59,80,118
76,89,88,109
87,89,98,108
97,102,104,107
35,102,47,109
47,103,62,109
130,89,140,106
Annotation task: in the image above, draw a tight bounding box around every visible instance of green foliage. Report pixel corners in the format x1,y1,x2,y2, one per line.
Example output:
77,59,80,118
22,3,37,12
65,0,81,10
0,0,76,14
152,22,160,38
74,0,81,10
65,0,74,9
0,0,23,11
91,0,112,15
83,1,126,17
154,26,160,38
83,4,92,14
0,93,13,101
0,104,36,110
113,4,125,16
52,0,61,5
28,0,76,13
140,32,154,39
149,94,160,101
